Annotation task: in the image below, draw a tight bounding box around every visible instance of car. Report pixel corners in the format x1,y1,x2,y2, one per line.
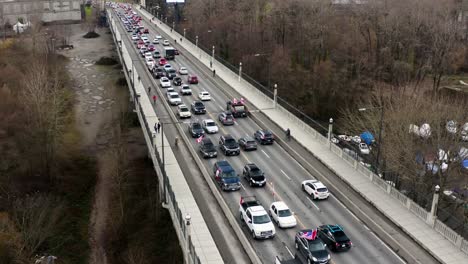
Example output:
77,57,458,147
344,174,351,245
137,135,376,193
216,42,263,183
238,136,257,151
141,36,149,44
153,51,161,59
131,35,139,41
198,91,211,101
219,135,240,156
317,225,352,252
243,163,266,187
177,104,191,118
295,230,331,264
174,49,180,55
167,92,182,105
147,44,155,51
166,69,177,80
166,87,175,93
191,101,206,114
160,77,171,88
189,121,205,138
163,64,173,70
136,39,144,46
180,84,192,95
202,119,218,134
269,201,297,228
152,68,165,79
358,143,370,155
159,58,167,66
215,161,241,191
254,129,275,145
173,77,182,86
156,35,162,39
143,28,149,34
188,75,199,84
302,180,330,200
179,67,188,75
144,52,153,60
138,43,146,50
218,111,235,126
162,39,170,46
152,38,159,44
145,57,155,68
139,47,148,56
239,196,275,237
199,138,217,158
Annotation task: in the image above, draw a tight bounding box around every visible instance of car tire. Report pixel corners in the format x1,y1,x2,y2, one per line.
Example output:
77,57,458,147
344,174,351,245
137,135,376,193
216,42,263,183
302,184,305,191
251,231,256,240
307,258,312,264
239,212,243,221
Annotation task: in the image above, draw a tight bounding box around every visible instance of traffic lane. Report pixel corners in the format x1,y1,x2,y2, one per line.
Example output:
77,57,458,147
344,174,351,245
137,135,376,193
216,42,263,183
136,13,406,264
112,14,252,263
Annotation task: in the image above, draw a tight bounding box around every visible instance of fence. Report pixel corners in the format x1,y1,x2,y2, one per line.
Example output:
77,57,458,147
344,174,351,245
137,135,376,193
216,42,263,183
107,9,222,264
143,5,468,257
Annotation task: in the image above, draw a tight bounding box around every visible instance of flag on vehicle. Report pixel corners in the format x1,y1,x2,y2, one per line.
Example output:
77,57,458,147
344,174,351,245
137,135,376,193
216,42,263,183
301,229,318,240
196,135,204,143
240,196,244,205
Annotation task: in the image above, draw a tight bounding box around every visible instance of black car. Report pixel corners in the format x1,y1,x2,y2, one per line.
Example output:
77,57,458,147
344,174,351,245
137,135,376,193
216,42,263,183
295,230,330,264
188,121,205,138
152,68,165,79
317,225,352,252
219,135,240,156
191,101,206,114
254,129,275,145
238,136,257,151
243,163,266,187
218,111,235,126
199,138,217,159
173,77,183,86
166,69,177,80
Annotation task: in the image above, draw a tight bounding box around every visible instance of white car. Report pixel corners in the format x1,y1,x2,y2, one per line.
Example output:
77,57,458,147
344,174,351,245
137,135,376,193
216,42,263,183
166,87,175,93
177,104,192,118
198,91,211,101
144,53,153,60
162,39,170,46
156,35,163,39
358,143,370,155
145,57,155,68
131,35,139,41
269,201,297,228
179,67,188,75
141,36,149,44
167,92,182,105
163,64,172,70
160,77,171,88
202,119,218,134
152,38,159,44
180,84,192,95
302,179,329,200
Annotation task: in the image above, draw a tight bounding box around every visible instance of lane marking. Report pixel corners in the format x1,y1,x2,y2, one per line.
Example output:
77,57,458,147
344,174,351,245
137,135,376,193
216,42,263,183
306,197,320,211
261,150,270,159
284,245,294,259
240,183,246,191
280,170,291,181
332,195,362,223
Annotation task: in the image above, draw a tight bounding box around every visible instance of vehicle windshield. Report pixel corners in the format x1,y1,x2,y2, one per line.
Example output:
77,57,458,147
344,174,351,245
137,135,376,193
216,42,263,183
234,105,245,111
195,102,204,107
278,209,292,217
222,170,237,178
247,140,256,145
168,69,176,73
308,240,326,252
204,142,214,148
183,86,190,90
264,132,273,138
317,187,328,192
250,168,263,176
225,138,236,145
192,123,202,129
170,94,179,99
180,108,189,112
252,214,271,224
206,122,216,127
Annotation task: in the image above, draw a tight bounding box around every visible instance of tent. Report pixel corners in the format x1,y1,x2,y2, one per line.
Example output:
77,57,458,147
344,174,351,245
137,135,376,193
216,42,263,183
12,21,31,34
360,131,374,145
463,159,468,169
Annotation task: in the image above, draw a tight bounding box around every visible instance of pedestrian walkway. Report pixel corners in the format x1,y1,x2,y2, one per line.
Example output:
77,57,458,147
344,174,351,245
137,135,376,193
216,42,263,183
136,6,468,264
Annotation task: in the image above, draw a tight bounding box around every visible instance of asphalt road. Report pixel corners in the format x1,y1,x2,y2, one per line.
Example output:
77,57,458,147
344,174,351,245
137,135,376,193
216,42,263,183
112,6,437,264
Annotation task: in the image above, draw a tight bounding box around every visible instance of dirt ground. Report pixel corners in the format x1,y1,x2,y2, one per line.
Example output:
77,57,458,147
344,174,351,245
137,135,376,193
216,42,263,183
58,25,128,264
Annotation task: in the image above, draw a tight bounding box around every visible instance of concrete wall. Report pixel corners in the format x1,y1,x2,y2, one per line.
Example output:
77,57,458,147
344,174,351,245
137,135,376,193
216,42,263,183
0,0,81,24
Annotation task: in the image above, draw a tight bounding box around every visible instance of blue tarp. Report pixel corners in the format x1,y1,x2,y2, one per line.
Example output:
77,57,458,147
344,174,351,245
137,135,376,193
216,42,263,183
463,159,468,169
360,131,374,145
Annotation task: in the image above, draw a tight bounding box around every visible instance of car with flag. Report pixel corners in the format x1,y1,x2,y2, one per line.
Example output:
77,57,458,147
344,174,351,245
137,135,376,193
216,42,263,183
302,180,330,200
213,160,241,191
199,138,217,158
317,225,352,252
239,196,275,239
188,121,205,138
227,98,248,117
295,229,330,264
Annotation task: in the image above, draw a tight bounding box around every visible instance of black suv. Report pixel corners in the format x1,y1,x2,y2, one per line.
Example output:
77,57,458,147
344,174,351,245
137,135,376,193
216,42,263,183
166,68,177,80
219,135,240,156
295,230,330,264
191,101,206,114
173,77,182,86
317,225,352,252
243,163,266,187
189,121,205,138
199,138,217,159
152,68,165,79
254,129,275,145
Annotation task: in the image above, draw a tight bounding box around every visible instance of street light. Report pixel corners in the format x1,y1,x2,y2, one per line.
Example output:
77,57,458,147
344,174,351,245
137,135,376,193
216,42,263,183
429,185,441,225
358,104,384,174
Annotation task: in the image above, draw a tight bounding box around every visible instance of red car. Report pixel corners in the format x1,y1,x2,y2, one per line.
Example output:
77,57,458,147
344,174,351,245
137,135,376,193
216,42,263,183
137,43,145,49
188,75,199,84
147,44,155,51
159,58,167,66
143,28,149,34
137,40,144,45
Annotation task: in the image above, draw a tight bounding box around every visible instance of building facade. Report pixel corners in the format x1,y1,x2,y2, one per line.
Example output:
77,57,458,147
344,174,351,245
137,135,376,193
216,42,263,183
0,0,82,24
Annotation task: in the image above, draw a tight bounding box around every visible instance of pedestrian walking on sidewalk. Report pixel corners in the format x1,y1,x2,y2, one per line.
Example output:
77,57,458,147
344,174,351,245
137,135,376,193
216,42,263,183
157,122,161,133
148,86,151,93
175,39,177,44
210,61,213,68
175,137,179,147
152,95,157,104
213,69,216,77
285,128,291,141
180,37,182,42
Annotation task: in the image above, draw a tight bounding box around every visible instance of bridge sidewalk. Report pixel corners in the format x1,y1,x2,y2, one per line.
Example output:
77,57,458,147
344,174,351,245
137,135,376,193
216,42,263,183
136,6,468,264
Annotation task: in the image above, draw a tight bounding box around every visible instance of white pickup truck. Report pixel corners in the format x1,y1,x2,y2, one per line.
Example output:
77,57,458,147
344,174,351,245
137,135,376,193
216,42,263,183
239,196,276,239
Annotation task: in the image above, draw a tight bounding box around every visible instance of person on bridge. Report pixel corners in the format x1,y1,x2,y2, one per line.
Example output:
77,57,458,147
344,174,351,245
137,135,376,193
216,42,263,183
148,86,151,93
213,69,216,77
175,137,179,147
285,128,291,141
152,95,157,104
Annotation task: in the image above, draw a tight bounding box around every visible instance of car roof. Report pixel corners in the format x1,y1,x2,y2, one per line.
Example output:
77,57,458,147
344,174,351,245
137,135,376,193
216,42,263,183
200,91,209,94
223,134,235,139
246,163,258,169
204,119,214,123
271,201,289,210
241,136,255,141
168,92,178,95
178,104,187,108
303,179,326,188
201,138,212,143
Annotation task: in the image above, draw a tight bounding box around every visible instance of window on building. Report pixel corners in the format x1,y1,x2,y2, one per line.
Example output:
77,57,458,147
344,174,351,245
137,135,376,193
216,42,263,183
44,2,50,11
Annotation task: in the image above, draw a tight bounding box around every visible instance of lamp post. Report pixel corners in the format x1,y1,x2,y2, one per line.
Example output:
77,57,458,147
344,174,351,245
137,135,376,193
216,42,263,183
429,185,441,225
185,213,192,264
183,28,186,39
211,45,215,68
238,62,242,82
328,118,334,148
273,84,278,108
358,103,384,174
